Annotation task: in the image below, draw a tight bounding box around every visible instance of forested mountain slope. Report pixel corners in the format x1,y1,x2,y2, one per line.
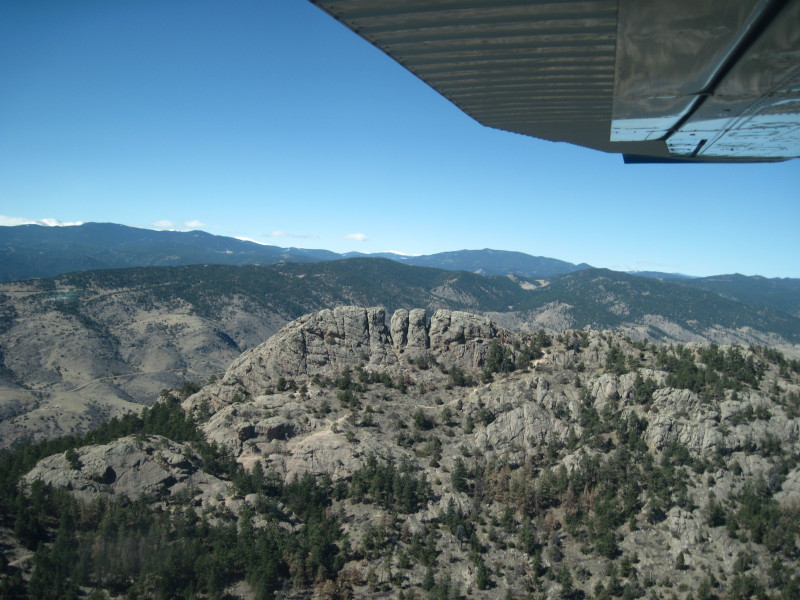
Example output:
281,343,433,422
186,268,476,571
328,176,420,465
517,269,800,344
675,274,800,318
0,223,589,283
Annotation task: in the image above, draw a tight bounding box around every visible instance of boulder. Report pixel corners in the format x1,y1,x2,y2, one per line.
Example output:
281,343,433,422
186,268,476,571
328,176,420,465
22,435,228,503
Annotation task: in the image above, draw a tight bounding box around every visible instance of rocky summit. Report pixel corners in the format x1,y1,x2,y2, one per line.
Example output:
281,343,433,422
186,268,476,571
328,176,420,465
5,306,800,599
191,306,505,407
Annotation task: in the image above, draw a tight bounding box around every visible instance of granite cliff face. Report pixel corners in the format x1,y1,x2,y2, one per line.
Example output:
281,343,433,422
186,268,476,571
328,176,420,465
15,307,800,599
190,306,505,409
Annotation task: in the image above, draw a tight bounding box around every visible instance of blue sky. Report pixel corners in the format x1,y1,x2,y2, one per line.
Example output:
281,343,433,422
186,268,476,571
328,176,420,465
1,0,798,278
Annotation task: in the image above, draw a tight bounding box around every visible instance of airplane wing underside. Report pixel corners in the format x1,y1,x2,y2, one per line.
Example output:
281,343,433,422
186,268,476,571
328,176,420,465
308,0,800,163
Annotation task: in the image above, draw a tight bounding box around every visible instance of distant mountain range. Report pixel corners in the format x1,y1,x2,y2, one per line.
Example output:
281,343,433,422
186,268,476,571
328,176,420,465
346,248,593,279
3,231,800,600
0,222,339,282
1,221,798,323
0,222,590,282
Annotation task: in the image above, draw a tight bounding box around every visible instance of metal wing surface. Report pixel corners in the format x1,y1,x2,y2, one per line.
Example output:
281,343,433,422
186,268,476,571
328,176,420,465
309,0,800,163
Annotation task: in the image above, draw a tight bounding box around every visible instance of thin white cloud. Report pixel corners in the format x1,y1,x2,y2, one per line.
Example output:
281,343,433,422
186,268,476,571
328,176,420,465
344,232,369,242
270,230,319,240
383,250,421,257
614,260,682,273
40,218,83,226
152,220,175,229
235,236,271,245
0,215,84,227
184,220,205,228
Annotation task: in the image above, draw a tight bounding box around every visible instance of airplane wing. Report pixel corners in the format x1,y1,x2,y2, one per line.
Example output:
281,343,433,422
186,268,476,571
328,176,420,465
308,0,800,163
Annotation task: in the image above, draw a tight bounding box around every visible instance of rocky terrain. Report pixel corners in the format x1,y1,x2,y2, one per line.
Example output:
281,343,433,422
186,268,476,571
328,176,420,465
1,262,798,448
5,306,799,599
22,434,228,505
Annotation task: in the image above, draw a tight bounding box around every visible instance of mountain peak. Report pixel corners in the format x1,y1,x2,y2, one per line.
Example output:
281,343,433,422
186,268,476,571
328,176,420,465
187,306,508,412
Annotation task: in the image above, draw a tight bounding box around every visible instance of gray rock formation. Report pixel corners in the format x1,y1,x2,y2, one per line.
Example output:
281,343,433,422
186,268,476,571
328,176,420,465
185,307,514,412
406,308,429,350
389,308,409,348
22,435,228,503
644,388,724,455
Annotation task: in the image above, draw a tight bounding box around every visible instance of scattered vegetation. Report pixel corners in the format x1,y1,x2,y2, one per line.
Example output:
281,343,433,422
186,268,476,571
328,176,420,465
2,328,800,599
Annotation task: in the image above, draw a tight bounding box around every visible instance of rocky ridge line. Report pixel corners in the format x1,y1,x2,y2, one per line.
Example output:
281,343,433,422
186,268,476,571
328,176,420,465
187,306,509,410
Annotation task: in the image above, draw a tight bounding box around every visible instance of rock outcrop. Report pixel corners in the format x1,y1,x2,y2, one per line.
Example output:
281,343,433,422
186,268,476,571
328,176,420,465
186,306,510,411
22,435,228,503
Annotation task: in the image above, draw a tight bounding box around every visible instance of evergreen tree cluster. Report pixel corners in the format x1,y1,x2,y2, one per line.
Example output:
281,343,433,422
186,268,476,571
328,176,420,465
0,393,346,600
349,454,432,513
657,344,764,400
